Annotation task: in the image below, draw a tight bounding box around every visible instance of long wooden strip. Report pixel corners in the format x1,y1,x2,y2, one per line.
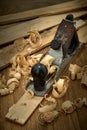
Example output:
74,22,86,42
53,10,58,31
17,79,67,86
0,0,87,25
0,11,87,46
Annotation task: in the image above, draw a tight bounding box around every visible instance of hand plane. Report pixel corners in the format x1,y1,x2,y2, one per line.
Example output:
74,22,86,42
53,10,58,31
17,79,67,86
26,14,82,96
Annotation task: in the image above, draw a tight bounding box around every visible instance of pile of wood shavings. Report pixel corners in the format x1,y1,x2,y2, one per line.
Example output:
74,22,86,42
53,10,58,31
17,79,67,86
38,96,87,125
38,63,87,125
69,64,87,86
0,53,43,96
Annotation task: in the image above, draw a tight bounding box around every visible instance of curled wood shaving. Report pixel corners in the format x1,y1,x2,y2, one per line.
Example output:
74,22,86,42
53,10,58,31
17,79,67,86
52,76,69,98
48,65,57,74
61,100,75,114
9,70,17,77
7,78,19,86
13,72,21,80
39,103,57,113
27,30,42,48
53,79,65,93
0,88,9,96
20,68,30,76
27,56,37,67
69,64,82,80
16,54,28,67
40,54,55,68
8,82,16,94
44,94,56,103
10,54,28,68
9,71,21,80
0,76,9,96
38,110,59,124
74,98,84,108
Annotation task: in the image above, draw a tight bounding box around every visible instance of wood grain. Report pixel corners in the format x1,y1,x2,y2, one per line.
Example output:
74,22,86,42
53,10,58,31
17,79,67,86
0,0,87,25
5,92,43,125
0,11,87,46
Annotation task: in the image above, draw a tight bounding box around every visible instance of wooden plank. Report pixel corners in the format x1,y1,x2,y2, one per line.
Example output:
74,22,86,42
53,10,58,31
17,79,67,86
6,92,43,125
0,11,87,46
0,19,86,70
0,0,87,25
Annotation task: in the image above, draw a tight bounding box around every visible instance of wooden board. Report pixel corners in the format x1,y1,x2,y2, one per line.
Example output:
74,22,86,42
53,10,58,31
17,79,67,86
0,0,87,25
5,92,43,125
0,19,86,70
0,11,87,46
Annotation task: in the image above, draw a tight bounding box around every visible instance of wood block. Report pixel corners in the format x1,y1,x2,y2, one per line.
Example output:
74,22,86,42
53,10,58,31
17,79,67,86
5,91,43,125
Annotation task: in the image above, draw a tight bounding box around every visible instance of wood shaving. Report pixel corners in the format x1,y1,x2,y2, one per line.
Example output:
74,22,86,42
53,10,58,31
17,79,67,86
27,30,42,48
61,100,75,114
44,94,56,103
7,78,19,86
3,53,42,96
69,64,82,80
13,72,21,80
38,96,87,125
40,54,55,68
52,76,69,98
74,98,84,108
0,88,9,96
38,110,59,124
8,82,16,93
27,56,37,67
48,65,57,74
39,103,57,113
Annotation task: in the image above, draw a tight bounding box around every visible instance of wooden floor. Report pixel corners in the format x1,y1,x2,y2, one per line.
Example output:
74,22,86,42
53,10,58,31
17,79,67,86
0,0,87,130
